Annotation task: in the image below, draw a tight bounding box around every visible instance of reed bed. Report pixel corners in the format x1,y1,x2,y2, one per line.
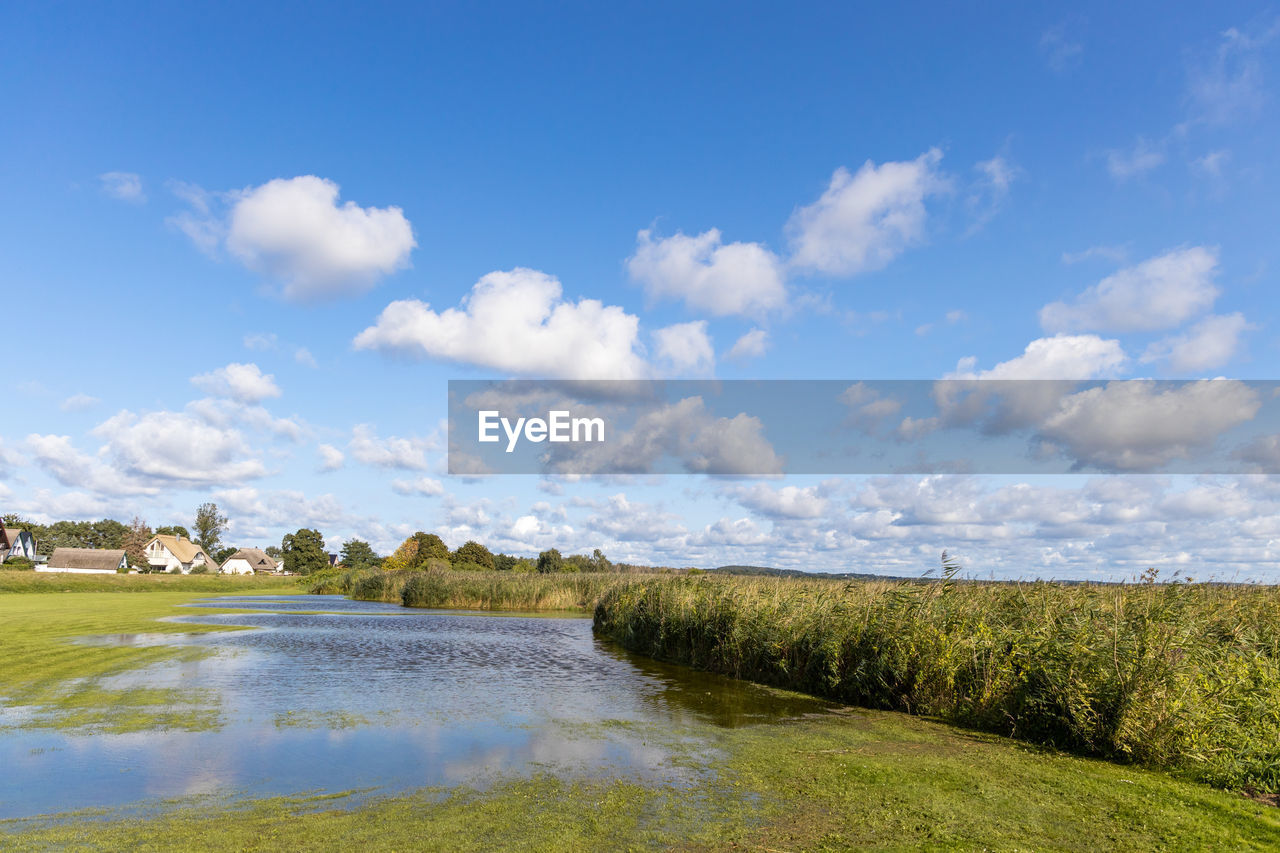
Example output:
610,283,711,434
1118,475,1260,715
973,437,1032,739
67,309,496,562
592,572,1280,793
308,567,651,612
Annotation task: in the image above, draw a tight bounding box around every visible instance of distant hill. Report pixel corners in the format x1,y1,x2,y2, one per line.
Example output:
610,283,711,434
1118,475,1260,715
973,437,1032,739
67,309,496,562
710,564,918,582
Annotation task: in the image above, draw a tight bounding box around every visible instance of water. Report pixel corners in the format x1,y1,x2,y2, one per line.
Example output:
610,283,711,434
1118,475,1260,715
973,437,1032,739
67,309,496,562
1,595,830,818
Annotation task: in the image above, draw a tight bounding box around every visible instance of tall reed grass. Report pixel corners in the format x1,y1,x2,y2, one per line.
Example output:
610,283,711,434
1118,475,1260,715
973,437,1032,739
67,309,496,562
592,571,1280,793
308,567,650,612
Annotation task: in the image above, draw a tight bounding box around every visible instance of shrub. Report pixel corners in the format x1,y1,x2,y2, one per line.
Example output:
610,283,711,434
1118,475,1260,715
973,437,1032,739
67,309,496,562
189,564,210,575
2,557,35,571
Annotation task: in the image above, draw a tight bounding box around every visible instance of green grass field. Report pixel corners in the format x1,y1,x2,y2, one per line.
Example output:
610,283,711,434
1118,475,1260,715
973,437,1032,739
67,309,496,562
2,573,1277,850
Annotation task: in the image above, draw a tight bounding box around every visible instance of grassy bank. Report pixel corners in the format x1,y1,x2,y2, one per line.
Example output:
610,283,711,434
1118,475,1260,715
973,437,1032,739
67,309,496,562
0,590,287,732
5,708,1278,851
309,567,649,612
0,570,301,594
593,573,1280,794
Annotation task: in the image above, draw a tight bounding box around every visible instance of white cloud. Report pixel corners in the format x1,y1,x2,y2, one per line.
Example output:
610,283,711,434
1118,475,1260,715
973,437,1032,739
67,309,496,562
1039,247,1219,332
786,148,946,276
1186,22,1278,126
966,155,1019,232
1039,380,1261,471
1191,150,1231,177
185,397,304,442
954,334,1128,379
354,267,650,379
24,433,155,496
1141,313,1253,372
1105,138,1165,180
652,321,714,375
317,444,345,472
60,393,101,412
690,517,771,547
391,477,446,497
191,362,282,404
1040,25,1083,73
243,332,278,351
348,424,434,470
294,347,318,368
170,175,415,300
627,228,787,317
735,483,829,519
99,171,145,203
91,411,268,485
726,328,769,361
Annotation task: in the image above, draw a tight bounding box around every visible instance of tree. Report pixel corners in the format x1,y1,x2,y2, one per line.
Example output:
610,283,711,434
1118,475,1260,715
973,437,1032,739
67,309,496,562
281,528,328,576
384,532,449,571
193,503,228,554
122,516,153,569
591,548,612,572
214,546,238,565
156,525,190,539
536,548,563,574
340,538,382,570
451,540,495,570
265,546,283,559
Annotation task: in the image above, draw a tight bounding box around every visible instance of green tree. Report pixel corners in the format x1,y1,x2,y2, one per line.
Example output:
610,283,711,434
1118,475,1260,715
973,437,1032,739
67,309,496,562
281,528,328,576
451,540,495,570
493,553,518,572
536,548,564,574
213,545,238,565
416,532,449,561
193,503,228,554
591,548,612,571
156,525,190,539
265,546,283,559
340,538,382,570
122,516,153,569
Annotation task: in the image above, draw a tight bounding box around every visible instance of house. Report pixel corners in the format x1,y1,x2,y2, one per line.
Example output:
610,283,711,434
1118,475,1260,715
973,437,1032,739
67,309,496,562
143,534,217,574
40,547,128,574
1,527,37,563
221,547,278,575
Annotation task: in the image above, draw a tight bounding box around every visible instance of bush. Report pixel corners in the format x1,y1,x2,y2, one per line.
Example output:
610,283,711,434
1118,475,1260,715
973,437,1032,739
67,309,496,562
189,564,210,575
2,557,35,571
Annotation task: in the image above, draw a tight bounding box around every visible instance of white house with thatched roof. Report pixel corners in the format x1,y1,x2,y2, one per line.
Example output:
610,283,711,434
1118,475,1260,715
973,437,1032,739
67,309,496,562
1,527,36,563
41,547,128,573
144,534,217,573
220,547,278,575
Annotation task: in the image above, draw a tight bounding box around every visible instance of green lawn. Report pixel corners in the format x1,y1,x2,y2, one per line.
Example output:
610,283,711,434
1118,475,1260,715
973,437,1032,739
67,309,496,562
1,584,1276,851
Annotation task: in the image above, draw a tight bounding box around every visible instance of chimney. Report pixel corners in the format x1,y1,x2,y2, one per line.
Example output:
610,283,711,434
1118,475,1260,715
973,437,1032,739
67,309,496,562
176,533,183,542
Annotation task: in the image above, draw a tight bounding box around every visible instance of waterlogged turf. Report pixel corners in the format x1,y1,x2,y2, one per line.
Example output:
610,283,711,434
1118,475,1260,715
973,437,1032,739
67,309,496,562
1,587,1276,850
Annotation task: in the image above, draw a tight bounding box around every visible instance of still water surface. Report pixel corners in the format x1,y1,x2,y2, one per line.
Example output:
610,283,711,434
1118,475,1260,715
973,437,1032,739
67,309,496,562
3,595,829,818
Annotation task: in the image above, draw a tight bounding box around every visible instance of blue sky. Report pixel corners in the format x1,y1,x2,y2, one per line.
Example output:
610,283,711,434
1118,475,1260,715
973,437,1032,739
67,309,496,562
3,2,1280,580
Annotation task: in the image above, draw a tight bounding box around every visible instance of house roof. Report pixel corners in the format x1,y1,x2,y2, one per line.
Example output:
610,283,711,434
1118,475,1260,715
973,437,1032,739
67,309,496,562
1,528,29,549
223,548,278,571
48,547,126,571
147,535,215,565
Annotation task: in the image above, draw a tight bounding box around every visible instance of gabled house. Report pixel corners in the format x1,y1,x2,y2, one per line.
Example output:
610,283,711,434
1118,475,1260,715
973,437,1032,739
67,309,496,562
144,534,217,574
41,547,128,574
1,527,36,563
221,547,278,575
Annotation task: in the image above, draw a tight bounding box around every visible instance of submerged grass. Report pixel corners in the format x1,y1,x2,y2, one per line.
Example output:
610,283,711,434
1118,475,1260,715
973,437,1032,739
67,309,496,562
0,591,288,732
593,573,1280,794
4,709,1278,851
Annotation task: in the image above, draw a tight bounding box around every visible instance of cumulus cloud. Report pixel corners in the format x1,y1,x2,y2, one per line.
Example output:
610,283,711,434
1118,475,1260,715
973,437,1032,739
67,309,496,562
1039,247,1219,332
24,433,154,495
734,483,829,519
99,171,145,203
652,321,714,375
1140,312,1253,372
1039,380,1261,470
786,148,946,276
317,444,345,472
354,267,650,379
391,477,446,497
191,362,282,404
223,176,416,301
953,334,1128,380
91,410,268,485
627,228,787,317
348,424,434,470
726,328,769,361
